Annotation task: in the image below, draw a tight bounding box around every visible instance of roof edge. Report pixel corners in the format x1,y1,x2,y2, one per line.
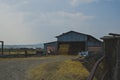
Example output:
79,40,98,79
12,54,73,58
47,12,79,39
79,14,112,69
56,31,102,42
56,30,90,38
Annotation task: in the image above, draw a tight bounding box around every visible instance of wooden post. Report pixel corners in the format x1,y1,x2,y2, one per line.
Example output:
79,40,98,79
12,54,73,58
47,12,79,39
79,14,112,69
9,49,11,55
101,34,120,80
114,38,120,80
0,41,4,55
25,49,28,57
2,41,4,55
87,33,120,80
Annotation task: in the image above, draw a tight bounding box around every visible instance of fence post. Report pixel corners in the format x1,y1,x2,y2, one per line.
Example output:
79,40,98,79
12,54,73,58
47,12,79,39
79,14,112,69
102,33,120,80
25,49,28,57
0,41,4,55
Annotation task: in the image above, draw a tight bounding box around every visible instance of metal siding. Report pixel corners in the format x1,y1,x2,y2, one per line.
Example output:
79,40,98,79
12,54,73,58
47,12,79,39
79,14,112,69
87,37,102,47
57,32,87,42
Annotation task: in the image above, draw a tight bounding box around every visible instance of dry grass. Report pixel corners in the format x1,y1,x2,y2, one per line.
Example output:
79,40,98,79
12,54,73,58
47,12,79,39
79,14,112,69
27,60,89,80
0,55,76,61
0,56,57,61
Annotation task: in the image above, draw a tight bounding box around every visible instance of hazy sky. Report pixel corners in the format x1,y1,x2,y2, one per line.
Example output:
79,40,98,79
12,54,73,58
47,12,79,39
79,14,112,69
0,0,119,45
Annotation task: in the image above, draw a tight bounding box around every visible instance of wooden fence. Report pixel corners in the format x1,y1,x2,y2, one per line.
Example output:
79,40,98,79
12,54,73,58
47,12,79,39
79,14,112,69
87,33,120,80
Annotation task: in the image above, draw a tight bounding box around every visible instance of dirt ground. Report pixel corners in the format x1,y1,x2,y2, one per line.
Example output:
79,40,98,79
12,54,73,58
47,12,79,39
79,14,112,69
0,56,75,80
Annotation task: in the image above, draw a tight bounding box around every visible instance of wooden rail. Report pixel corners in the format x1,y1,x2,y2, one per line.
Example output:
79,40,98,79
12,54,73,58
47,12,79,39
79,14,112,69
87,55,105,80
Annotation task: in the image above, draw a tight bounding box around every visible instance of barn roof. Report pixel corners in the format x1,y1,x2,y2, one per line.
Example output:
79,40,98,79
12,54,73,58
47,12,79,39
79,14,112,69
56,31,89,38
44,41,57,45
56,31,102,42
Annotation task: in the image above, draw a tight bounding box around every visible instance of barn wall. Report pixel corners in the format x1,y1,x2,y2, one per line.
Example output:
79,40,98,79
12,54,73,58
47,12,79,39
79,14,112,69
57,32,87,42
87,41,102,47
88,47,102,52
87,37,102,47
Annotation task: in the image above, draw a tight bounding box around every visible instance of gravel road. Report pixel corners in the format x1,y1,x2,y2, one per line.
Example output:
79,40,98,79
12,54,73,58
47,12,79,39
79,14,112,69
0,56,74,80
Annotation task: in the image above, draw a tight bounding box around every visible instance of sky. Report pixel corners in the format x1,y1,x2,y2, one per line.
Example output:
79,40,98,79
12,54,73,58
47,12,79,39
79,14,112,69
0,0,119,45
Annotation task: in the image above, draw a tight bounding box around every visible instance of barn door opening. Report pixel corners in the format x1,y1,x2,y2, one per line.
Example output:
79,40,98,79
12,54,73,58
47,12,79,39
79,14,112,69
69,42,85,55
58,42,85,55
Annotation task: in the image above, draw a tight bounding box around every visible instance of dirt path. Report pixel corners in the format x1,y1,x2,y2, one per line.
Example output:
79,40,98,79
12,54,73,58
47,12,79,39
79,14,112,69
0,56,75,80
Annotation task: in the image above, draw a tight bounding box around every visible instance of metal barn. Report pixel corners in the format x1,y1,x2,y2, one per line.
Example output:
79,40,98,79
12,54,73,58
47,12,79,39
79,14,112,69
44,31,102,55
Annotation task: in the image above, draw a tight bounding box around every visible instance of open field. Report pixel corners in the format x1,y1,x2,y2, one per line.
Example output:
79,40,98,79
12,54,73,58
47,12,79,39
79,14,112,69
0,55,89,80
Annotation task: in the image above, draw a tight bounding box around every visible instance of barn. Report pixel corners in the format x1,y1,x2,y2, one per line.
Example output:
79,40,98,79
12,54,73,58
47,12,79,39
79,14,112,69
44,31,102,55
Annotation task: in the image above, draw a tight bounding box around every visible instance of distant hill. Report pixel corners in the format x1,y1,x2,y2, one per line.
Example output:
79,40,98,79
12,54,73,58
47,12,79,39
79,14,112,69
4,44,44,49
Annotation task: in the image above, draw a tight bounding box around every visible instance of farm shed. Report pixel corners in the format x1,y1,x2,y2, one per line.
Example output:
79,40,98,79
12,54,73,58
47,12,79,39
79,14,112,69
44,31,102,55
44,41,58,55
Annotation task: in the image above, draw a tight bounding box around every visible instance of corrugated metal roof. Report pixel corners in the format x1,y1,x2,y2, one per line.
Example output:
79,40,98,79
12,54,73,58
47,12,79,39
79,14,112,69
56,31,102,42
56,31,90,38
